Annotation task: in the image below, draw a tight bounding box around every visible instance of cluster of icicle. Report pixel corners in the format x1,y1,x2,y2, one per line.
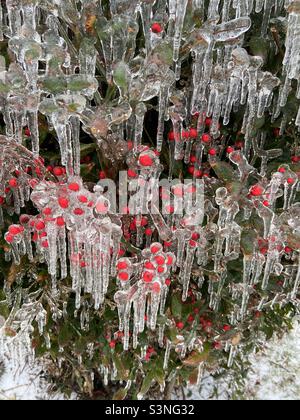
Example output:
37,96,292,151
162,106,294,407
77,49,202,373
4,175,123,311
0,1,299,171
0,136,46,223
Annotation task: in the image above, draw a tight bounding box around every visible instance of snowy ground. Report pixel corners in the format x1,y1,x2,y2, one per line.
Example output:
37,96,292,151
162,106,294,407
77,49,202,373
189,320,300,400
243,320,300,400
1,322,300,400
0,326,65,400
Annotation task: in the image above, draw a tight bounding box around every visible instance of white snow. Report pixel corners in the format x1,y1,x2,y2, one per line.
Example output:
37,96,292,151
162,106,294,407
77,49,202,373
244,319,300,400
187,319,300,400
0,326,71,400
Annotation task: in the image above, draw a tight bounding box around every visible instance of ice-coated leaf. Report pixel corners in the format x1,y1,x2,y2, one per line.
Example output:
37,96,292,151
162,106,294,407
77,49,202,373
214,18,252,42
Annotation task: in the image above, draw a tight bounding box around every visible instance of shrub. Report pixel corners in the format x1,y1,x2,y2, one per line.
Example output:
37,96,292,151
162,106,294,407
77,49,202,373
0,0,299,400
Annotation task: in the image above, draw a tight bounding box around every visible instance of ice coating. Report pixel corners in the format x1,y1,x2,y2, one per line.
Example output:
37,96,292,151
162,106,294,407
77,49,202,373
1,0,300,392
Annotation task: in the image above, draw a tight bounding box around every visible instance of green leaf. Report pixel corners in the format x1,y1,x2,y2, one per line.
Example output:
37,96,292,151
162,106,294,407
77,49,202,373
183,345,210,367
112,354,130,380
113,61,130,96
113,387,129,400
67,76,93,92
241,229,257,256
153,365,165,386
58,323,74,347
210,160,236,183
39,76,67,94
138,372,154,398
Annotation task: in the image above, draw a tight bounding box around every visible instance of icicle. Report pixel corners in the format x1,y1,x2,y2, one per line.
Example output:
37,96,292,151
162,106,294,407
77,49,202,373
163,340,172,370
173,0,188,65
134,103,147,149
181,241,197,301
291,254,300,299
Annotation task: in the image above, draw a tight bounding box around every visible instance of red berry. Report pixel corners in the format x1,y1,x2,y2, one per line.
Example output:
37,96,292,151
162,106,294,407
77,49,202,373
78,195,88,204
8,225,23,235
188,166,195,175
68,182,80,192
151,23,163,34
287,178,296,185
278,167,286,173
173,186,183,197
95,202,108,214
5,234,14,243
117,261,128,270
285,246,292,253
144,261,155,270
152,282,161,293
53,167,64,176
56,217,65,227
24,128,31,137
145,228,153,236
143,271,154,283
182,130,190,140
150,244,161,254
166,255,174,266
43,207,52,216
213,342,222,350
263,200,270,207
129,222,137,232
223,325,231,332
154,255,165,266
260,247,268,255
250,185,263,197
41,240,49,248
208,148,217,156
118,271,129,282
0,196,4,205
74,208,85,216
176,321,184,330
189,128,198,139
127,169,137,178
194,170,203,178
140,217,148,227
188,315,194,323
165,278,171,286
168,131,175,141
191,232,200,241
165,205,175,214
202,133,211,143
35,221,45,231
187,185,196,194
58,197,69,209
118,248,125,257
19,215,30,225
226,146,235,154
205,118,212,127
109,340,116,349
9,178,18,188
99,171,106,180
